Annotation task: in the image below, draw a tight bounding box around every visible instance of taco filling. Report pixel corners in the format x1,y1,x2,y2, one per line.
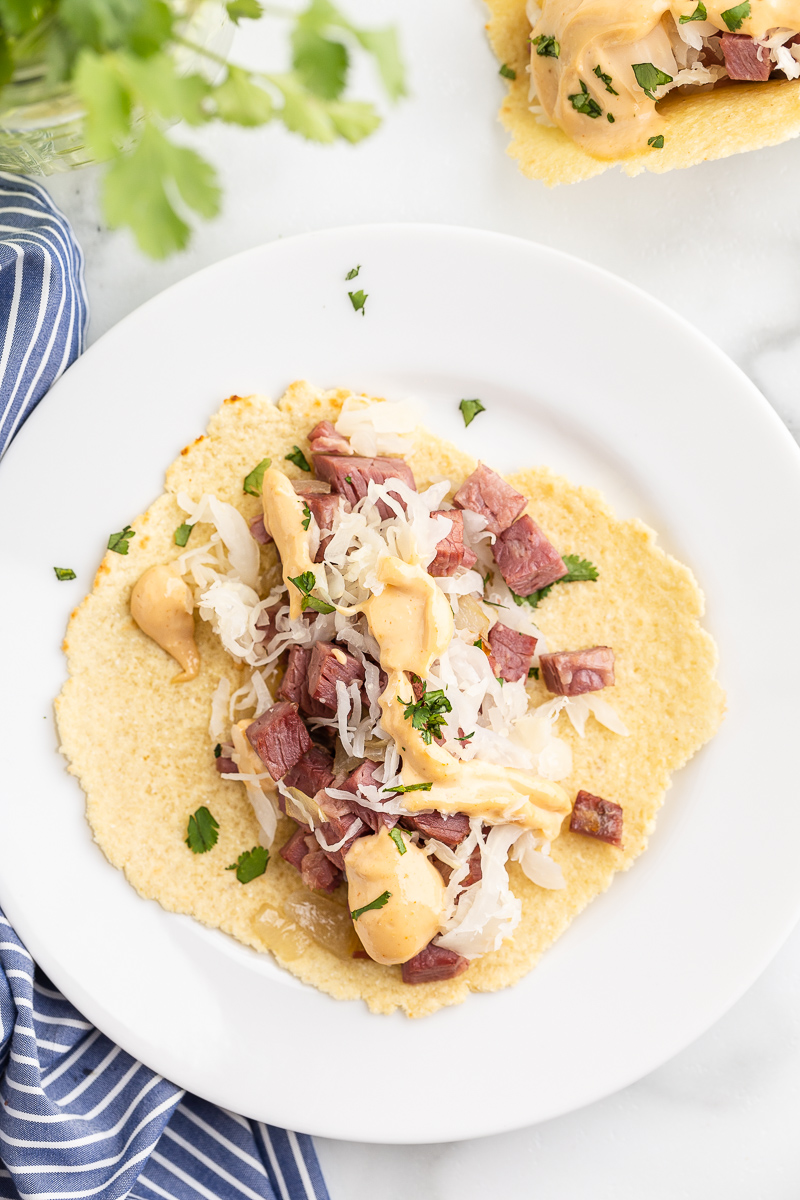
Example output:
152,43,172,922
527,0,800,157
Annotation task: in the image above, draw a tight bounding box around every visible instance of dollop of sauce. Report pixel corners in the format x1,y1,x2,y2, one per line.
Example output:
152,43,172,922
531,1,799,159
130,564,200,682
261,466,324,619
345,827,445,965
361,556,454,676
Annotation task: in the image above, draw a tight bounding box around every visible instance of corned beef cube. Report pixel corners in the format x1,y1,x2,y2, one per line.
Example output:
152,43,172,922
339,760,398,833
313,453,416,521
308,641,365,708
316,792,367,869
720,32,772,80
401,942,469,984
570,790,623,847
493,515,567,596
453,463,527,535
280,824,312,872
215,755,238,776
539,646,615,696
308,420,352,455
249,513,272,544
246,702,311,781
284,743,335,797
255,601,281,646
428,510,478,577
300,849,343,893
279,645,333,718
300,491,345,563
488,622,537,683
400,810,470,847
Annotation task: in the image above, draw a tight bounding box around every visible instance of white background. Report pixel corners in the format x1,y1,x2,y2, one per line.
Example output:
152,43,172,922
46,1,800,1194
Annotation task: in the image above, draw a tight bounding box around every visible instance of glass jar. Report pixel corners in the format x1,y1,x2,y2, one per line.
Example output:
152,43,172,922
0,2,232,175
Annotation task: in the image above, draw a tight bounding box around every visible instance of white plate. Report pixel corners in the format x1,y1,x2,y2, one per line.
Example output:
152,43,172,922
2,225,799,1145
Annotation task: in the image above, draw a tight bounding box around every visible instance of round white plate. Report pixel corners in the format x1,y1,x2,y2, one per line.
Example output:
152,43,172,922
1,225,799,1144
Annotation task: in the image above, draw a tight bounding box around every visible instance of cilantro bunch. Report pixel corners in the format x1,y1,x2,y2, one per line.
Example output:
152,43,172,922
0,0,404,257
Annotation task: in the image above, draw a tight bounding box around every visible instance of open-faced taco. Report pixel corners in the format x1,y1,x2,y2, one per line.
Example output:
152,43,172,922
56,383,724,1017
488,0,800,183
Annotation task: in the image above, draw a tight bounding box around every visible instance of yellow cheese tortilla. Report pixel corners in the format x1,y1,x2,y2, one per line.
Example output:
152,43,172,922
55,381,724,1018
486,0,800,185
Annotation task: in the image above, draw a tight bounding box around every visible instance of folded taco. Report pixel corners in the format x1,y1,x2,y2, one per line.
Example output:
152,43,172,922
56,383,724,1017
488,0,800,183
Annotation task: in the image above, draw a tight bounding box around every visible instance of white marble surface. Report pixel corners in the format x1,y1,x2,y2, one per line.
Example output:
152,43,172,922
45,0,800,1193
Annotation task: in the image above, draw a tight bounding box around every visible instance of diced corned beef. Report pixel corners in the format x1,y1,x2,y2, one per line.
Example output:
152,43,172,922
302,491,345,563
308,420,353,456
339,760,398,833
488,622,538,683
453,463,527,536
428,510,479,577
720,32,772,80
539,646,615,696
316,792,368,868
400,810,470,847
280,824,312,871
308,641,366,708
215,756,238,775
278,645,333,718
493,515,567,596
284,743,335,797
570,790,623,847
249,513,272,544
462,845,482,888
401,942,469,984
246,702,312,781
300,849,343,893
313,454,416,521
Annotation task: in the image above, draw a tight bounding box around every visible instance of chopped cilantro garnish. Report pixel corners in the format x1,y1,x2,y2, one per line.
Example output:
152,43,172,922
399,678,452,745
174,522,193,547
721,1,750,30
459,398,486,428
593,64,618,94
345,264,361,280
391,781,433,794
289,571,335,614
285,445,311,472
389,828,407,855
648,135,665,149
243,457,271,496
301,502,312,531
528,666,540,681
459,730,475,741
351,890,391,920
345,474,353,484
214,743,222,757
512,554,599,609
107,525,135,555
227,845,269,883
632,62,673,100
348,289,368,315
499,63,516,79
186,806,219,853
568,80,602,118
53,567,76,581
532,34,560,57
607,113,616,122
679,2,707,22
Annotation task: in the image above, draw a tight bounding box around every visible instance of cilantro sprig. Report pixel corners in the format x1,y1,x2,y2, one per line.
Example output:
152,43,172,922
679,3,708,22
348,288,368,316
632,62,673,100
399,678,452,745
351,890,391,920
721,2,750,30
243,457,271,496
227,845,269,883
289,571,335,614
107,525,135,555
54,567,76,580
0,1,405,258
285,445,311,472
301,502,312,531
459,398,486,428
186,806,219,853
511,554,598,610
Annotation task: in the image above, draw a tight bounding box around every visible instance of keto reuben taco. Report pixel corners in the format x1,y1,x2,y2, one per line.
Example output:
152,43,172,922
56,382,724,1017
487,0,800,184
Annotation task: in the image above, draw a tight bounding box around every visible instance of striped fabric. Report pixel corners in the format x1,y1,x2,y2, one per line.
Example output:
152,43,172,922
0,173,88,457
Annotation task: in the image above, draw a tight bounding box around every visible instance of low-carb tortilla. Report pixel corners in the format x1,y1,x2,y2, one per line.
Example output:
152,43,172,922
486,0,800,185
56,382,724,1017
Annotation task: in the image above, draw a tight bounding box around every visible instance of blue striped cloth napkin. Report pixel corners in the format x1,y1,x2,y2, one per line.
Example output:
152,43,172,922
0,179,330,1200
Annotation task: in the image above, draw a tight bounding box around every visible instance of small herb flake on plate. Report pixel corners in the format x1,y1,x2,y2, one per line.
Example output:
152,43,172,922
389,828,407,855
53,567,76,581
243,457,271,496
285,445,311,472
107,525,135,555
348,289,368,316
351,890,391,920
227,845,269,883
499,63,516,79
459,398,486,428
174,522,193,547
345,265,361,280
186,806,219,853
648,135,665,149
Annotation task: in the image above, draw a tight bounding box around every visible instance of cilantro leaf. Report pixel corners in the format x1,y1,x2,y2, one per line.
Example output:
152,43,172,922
285,445,311,471
345,264,360,280
399,679,452,745
459,398,486,428
528,666,540,680
54,567,76,581
721,1,750,30
107,524,135,554
532,34,560,57
607,113,615,123
214,743,222,757
174,521,193,547
679,2,707,22
389,828,407,855
292,23,348,100
632,62,673,100
513,554,598,608
301,501,311,531
348,288,367,315
0,0,49,37
226,0,263,22
390,782,433,794
352,26,406,101
214,65,273,125
568,80,602,118
186,806,219,853
227,845,269,882
648,134,665,149
243,457,271,496
351,890,391,920
289,571,335,614
593,64,618,95
499,63,516,79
